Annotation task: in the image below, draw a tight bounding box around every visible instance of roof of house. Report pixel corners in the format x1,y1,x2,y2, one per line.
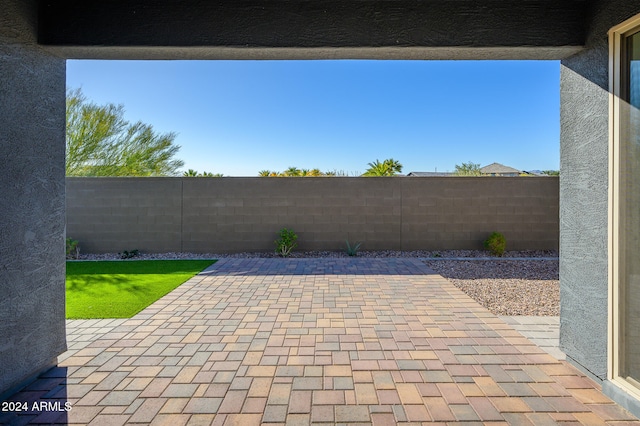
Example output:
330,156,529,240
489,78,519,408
480,162,521,174
406,172,455,177
522,170,544,176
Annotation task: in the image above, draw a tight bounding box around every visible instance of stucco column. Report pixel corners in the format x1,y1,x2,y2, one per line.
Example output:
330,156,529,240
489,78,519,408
560,1,640,417
560,47,610,381
0,33,67,396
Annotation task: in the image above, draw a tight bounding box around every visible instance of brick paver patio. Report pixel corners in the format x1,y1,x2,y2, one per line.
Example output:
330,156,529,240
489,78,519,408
2,258,638,425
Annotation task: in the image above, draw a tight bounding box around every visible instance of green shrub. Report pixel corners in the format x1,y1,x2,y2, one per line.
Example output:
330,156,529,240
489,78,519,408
345,240,362,256
119,249,140,259
66,238,80,259
275,228,298,257
484,232,506,256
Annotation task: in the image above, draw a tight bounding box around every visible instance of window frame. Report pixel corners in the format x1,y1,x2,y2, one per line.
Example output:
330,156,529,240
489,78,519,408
608,13,640,399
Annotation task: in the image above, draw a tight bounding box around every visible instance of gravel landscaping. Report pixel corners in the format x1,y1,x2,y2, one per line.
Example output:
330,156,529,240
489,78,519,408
75,249,557,260
74,250,559,317
424,259,559,316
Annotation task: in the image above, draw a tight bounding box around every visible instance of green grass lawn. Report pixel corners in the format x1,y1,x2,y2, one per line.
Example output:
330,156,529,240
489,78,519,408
66,260,216,319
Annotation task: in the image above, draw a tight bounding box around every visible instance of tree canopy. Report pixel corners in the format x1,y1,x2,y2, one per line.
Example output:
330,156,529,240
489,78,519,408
66,89,184,176
454,161,482,176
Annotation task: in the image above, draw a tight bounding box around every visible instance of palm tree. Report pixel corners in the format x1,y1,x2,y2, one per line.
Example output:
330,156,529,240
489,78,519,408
284,166,301,177
258,170,271,177
183,169,199,177
383,158,403,175
363,160,385,176
362,158,403,176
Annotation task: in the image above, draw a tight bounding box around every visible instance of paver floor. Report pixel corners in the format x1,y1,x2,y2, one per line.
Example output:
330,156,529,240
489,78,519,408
500,317,564,361
2,258,638,425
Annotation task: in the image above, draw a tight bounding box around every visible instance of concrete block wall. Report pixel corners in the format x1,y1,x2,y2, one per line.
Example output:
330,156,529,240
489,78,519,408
401,177,559,250
182,178,403,252
67,176,558,253
66,178,183,253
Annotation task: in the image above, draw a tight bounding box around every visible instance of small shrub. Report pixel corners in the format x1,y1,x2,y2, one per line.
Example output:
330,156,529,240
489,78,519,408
275,228,298,257
345,240,362,256
432,252,442,258
119,249,140,259
66,238,80,259
484,232,506,256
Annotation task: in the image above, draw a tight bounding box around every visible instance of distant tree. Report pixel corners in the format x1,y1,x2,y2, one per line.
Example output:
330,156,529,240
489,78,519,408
541,170,560,176
362,158,403,176
454,161,482,176
329,170,359,176
66,89,184,176
259,167,335,177
284,167,302,177
183,170,223,177
363,160,386,176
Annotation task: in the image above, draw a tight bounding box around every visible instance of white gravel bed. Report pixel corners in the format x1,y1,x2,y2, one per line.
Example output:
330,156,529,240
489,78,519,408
424,259,559,316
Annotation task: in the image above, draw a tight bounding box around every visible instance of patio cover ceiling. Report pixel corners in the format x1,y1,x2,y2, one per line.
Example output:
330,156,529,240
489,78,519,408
38,0,588,60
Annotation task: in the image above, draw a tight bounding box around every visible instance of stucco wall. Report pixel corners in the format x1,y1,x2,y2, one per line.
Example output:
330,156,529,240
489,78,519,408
0,3,67,396
560,0,640,383
66,177,559,254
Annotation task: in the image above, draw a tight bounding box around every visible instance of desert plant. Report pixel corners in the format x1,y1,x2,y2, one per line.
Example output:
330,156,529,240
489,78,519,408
484,232,506,256
66,88,183,176
119,249,140,259
345,240,362,256
66,238,80,259
275,228,298,257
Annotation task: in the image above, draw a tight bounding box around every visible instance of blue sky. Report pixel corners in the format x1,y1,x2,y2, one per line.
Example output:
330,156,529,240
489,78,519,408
66,60,560,176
